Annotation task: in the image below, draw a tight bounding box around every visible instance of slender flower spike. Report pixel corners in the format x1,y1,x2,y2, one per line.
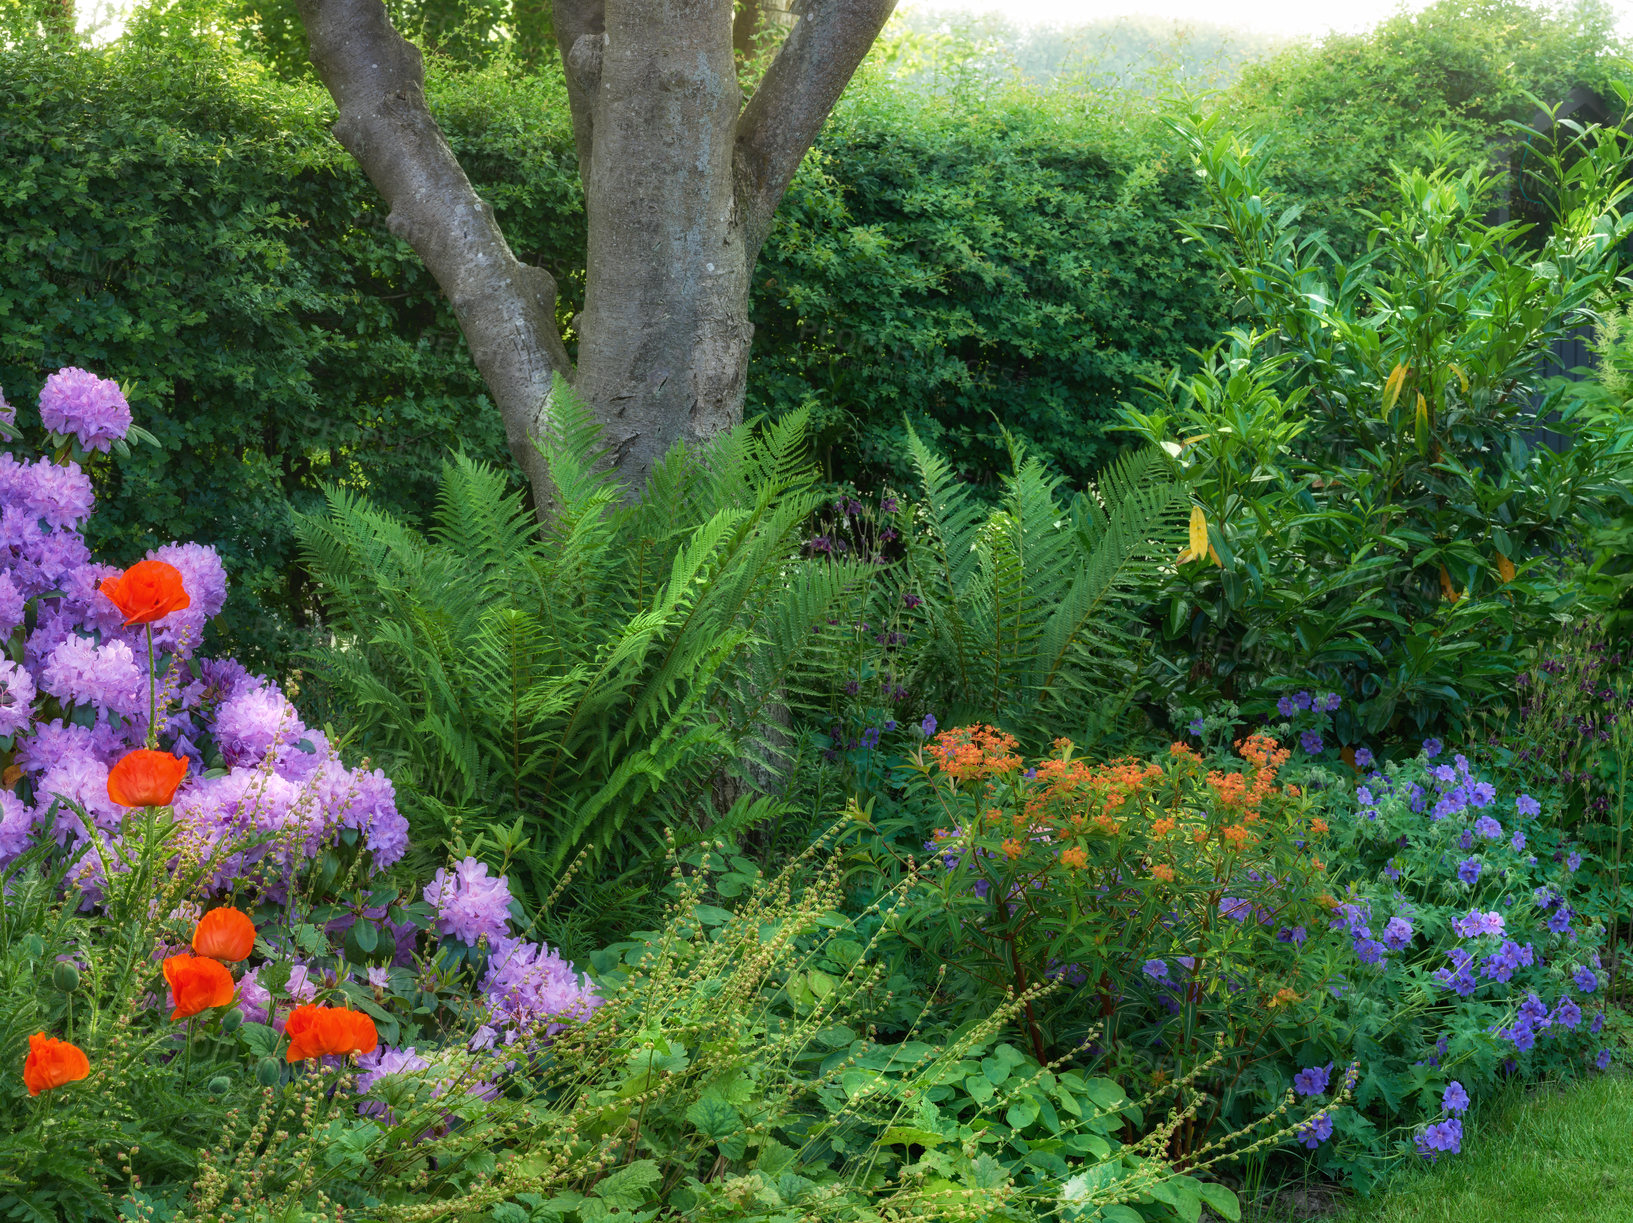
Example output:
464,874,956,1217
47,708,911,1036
22,1032,90,1096
107,749,189,808
193,907,256,962
163,953,235,1020
98,559,190,626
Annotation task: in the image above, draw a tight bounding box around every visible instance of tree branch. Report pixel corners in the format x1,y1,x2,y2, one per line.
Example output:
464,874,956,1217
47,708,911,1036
734,0,895,257
554,0,606,179
295,0,571,505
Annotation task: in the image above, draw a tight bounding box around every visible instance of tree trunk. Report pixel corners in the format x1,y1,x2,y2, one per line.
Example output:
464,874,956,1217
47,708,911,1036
295,0,896,506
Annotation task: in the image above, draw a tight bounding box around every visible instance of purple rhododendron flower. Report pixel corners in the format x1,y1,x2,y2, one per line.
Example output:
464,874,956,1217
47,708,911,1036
480,936,602,1034
38,368,131,453
424,858,514,946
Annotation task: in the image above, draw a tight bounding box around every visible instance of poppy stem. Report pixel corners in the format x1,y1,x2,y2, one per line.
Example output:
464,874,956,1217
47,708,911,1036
145,625,157,749
182,1017,195,1090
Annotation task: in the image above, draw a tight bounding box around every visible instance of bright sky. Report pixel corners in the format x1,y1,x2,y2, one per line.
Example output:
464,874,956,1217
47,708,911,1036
917,0,1633,39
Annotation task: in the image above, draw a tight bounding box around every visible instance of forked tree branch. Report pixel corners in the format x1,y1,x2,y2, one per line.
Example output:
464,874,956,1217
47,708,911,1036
295,0,571,500
734,0,897,256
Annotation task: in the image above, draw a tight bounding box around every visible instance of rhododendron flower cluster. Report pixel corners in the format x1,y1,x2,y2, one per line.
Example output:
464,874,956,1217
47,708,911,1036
0,372,414,906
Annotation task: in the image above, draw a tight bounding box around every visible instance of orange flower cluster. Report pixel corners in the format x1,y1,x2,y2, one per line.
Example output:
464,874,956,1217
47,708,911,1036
1058,845,1088,869
23,1032,89,1096
927,725,1022,781
284,1004,379,1062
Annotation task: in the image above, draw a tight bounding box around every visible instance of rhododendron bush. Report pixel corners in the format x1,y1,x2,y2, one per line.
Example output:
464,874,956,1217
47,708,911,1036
0,369,603,1212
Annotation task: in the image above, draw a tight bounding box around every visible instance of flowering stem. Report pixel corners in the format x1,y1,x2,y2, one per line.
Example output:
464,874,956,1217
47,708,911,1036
182,1017,195,1090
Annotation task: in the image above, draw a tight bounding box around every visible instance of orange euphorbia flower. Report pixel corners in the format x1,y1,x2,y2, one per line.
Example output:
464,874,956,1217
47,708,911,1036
23,1032,89,1096
1058,846,1088,869
1221,823,1252,848
1150,863,1176,883
98,559,190,626
1150,816,1177,838
1001,837,1026,859
163,953,235,1020
927,724,1022,781
284,1004,379,1063
1309,818,1330,837
193,907,256,962
107,749,189,808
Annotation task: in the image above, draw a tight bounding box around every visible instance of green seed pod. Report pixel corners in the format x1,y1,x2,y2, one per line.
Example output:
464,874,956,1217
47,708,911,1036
255,1057,283,1088
220,1007,243,1033
207,1075,232,1096
51,961,80,993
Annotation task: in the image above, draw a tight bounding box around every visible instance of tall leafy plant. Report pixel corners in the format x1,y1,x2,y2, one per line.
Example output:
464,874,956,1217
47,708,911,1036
297,385,868,898
1122,106,1633,740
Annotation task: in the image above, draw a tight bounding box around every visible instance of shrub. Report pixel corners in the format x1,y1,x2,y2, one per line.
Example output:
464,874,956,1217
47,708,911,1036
875,712,1612,1192
1121,107,1633,741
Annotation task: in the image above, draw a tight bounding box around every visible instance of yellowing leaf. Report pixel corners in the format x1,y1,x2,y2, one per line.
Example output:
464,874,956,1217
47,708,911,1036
1188,506,1207,555
1439,565,1462,604
1208,544,1222,567
1449,361,1469,394
1497,554,1516,583
1383,363,1408,412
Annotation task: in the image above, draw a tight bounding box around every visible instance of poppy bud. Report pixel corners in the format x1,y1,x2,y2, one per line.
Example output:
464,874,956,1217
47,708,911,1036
207,1074,232,1095
220,1008,243,1033
51,961,80,993
255,1057,283,1087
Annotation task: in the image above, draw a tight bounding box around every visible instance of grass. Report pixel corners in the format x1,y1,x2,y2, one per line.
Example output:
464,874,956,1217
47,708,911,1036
1239,1073,1633,1223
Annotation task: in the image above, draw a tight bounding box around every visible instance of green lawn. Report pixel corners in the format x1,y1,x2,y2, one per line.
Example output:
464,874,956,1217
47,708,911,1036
1242,1075,1633,1223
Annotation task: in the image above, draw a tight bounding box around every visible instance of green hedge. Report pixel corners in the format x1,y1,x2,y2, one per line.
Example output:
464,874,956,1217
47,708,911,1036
0,45,583,663
0,4,1614,663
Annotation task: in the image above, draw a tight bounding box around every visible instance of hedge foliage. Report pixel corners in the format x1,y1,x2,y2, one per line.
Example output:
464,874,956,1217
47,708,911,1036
0,1,1618,662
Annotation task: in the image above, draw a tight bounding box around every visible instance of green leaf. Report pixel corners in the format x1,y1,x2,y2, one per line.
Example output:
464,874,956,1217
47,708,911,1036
590,1159,661,1210
1198,1182,1241,1221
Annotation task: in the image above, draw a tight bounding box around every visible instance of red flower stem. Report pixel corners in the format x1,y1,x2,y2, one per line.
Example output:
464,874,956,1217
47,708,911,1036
145,624,157,749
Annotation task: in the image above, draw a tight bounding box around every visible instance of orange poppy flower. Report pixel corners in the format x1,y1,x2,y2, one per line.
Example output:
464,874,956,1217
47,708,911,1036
107,749,189,808
98,559,190,626
22,1032,90,1096
163,953,235,1020
284,1004,379,1063
193,907,256,962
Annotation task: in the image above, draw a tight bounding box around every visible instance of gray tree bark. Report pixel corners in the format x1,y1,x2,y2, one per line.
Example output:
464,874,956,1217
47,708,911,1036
294,0,895,508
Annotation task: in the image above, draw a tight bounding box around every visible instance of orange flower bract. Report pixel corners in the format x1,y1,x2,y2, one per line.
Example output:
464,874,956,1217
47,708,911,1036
98,559,190,626
22,1032,89,1096
163,953,235,1020
193,907,256,962
107,749,189,808
284,1004,379,1063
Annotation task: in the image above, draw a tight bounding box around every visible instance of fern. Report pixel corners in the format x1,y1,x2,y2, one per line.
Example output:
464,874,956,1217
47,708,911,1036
296,379,865,900
899,428,1185,741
